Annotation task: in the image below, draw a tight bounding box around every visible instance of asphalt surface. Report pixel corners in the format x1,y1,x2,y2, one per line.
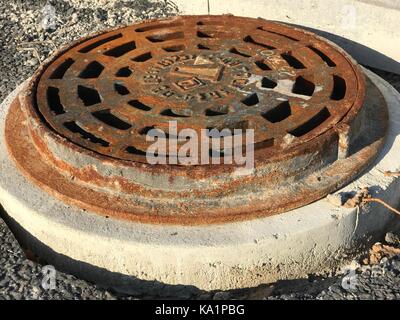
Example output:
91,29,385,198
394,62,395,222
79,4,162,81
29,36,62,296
0,0,399,300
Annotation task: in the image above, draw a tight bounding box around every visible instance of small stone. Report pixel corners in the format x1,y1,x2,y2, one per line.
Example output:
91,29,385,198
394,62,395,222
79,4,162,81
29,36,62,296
326,193,343,206
25,58,38,66
385,232,400,246
380,257,389,265
71,13,79,24
104,291,116,300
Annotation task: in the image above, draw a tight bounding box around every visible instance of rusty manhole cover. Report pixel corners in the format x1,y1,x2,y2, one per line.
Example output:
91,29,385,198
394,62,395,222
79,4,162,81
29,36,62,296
35,15,363,162
5,15,387,224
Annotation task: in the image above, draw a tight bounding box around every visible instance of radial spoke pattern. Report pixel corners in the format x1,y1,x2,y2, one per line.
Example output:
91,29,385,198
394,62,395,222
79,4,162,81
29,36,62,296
35,15,361,162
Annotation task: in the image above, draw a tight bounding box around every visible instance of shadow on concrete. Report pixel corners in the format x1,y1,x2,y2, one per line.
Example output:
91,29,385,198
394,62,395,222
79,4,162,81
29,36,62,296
281,23,400,75
0,206,206,299
0,205,344,300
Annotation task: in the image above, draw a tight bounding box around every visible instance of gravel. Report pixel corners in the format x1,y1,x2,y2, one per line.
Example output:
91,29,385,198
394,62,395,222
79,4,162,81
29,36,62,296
0,0,399,300
0,0,179,103
0,216,117,300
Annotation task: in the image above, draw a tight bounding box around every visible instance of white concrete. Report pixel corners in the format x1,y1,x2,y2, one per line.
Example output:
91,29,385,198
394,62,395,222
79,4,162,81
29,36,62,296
174,0,400,74
0,69,400,292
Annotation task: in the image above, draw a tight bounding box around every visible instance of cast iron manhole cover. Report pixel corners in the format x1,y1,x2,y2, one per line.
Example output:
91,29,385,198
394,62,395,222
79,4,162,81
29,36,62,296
6,15,387,224
34,15,363,162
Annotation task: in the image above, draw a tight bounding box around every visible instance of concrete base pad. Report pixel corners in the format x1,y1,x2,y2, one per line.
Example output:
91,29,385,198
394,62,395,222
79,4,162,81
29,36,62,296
1,68,400,294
